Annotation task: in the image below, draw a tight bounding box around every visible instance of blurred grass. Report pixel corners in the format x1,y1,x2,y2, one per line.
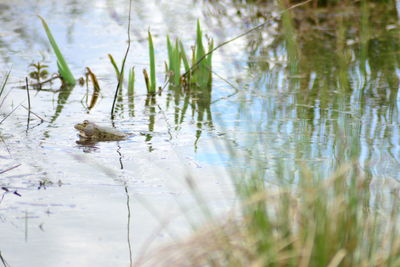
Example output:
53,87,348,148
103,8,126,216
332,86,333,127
139,164,400,267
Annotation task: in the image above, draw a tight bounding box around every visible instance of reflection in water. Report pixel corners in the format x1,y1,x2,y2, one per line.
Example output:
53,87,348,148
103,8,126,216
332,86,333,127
49,83,75,123
125,186,133,267
144,95,156,152
86,67,100,111
117,143,124,169
166,82,214,150
128,93,135,117
202,1,400,182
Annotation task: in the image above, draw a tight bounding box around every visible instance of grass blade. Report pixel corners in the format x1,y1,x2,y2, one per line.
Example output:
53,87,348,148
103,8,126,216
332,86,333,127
143,69,151,93
148,30,156,94
0,69,11,99
128,67,135,96
167,35,173,72
173,39,181,85
108,54,120,78
179,41,190,73
196,19,205,62
38,16,75,86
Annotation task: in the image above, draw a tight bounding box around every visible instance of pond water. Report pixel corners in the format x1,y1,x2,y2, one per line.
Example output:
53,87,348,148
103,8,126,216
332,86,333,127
1,0,400,266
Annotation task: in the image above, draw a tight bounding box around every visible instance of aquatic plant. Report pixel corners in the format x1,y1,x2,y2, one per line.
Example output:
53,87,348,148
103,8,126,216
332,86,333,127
38,16,76,86
128,67,135,96
110,0,133,118
108,54,124,89
180,20,214,88
180,41,190,77
144,30,157,95
29,62,49,83
193,20,213,88
166,36,182,86
86,67,100,110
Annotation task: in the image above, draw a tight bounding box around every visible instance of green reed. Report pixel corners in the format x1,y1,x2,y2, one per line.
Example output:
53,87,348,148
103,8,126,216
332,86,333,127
128,67,135,96
38,16,75,86
182,20,214,88
108,54,124,90
166,36,182,86
144,30,156,95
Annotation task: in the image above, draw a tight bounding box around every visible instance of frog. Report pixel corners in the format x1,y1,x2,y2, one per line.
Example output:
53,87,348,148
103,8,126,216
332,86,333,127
74,120,128,142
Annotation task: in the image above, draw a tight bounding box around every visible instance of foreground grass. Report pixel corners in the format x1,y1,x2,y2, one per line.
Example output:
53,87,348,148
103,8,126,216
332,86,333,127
139,164,400,266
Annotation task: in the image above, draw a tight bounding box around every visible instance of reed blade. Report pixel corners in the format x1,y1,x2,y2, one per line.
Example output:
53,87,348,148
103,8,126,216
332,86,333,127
173,39,181,85
167,35,173,72
148,30,156,94
108,54,121,78
143,68,151,93
128,67,135,96
0,69,11,99
38,16,75,86
179,41,190,73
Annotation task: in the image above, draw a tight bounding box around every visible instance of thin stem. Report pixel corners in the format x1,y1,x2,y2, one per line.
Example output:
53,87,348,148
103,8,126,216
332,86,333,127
25,77,31,132
111,0,133,119
0,164,21,175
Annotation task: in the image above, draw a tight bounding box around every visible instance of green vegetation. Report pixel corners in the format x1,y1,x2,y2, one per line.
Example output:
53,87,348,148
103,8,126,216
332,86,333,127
38,16,76,86
180,20,214,88
144,30,157,95
166,36,182,86
192,20,214,88
128,67,135,96
108,54,124,90
29,62,49,83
